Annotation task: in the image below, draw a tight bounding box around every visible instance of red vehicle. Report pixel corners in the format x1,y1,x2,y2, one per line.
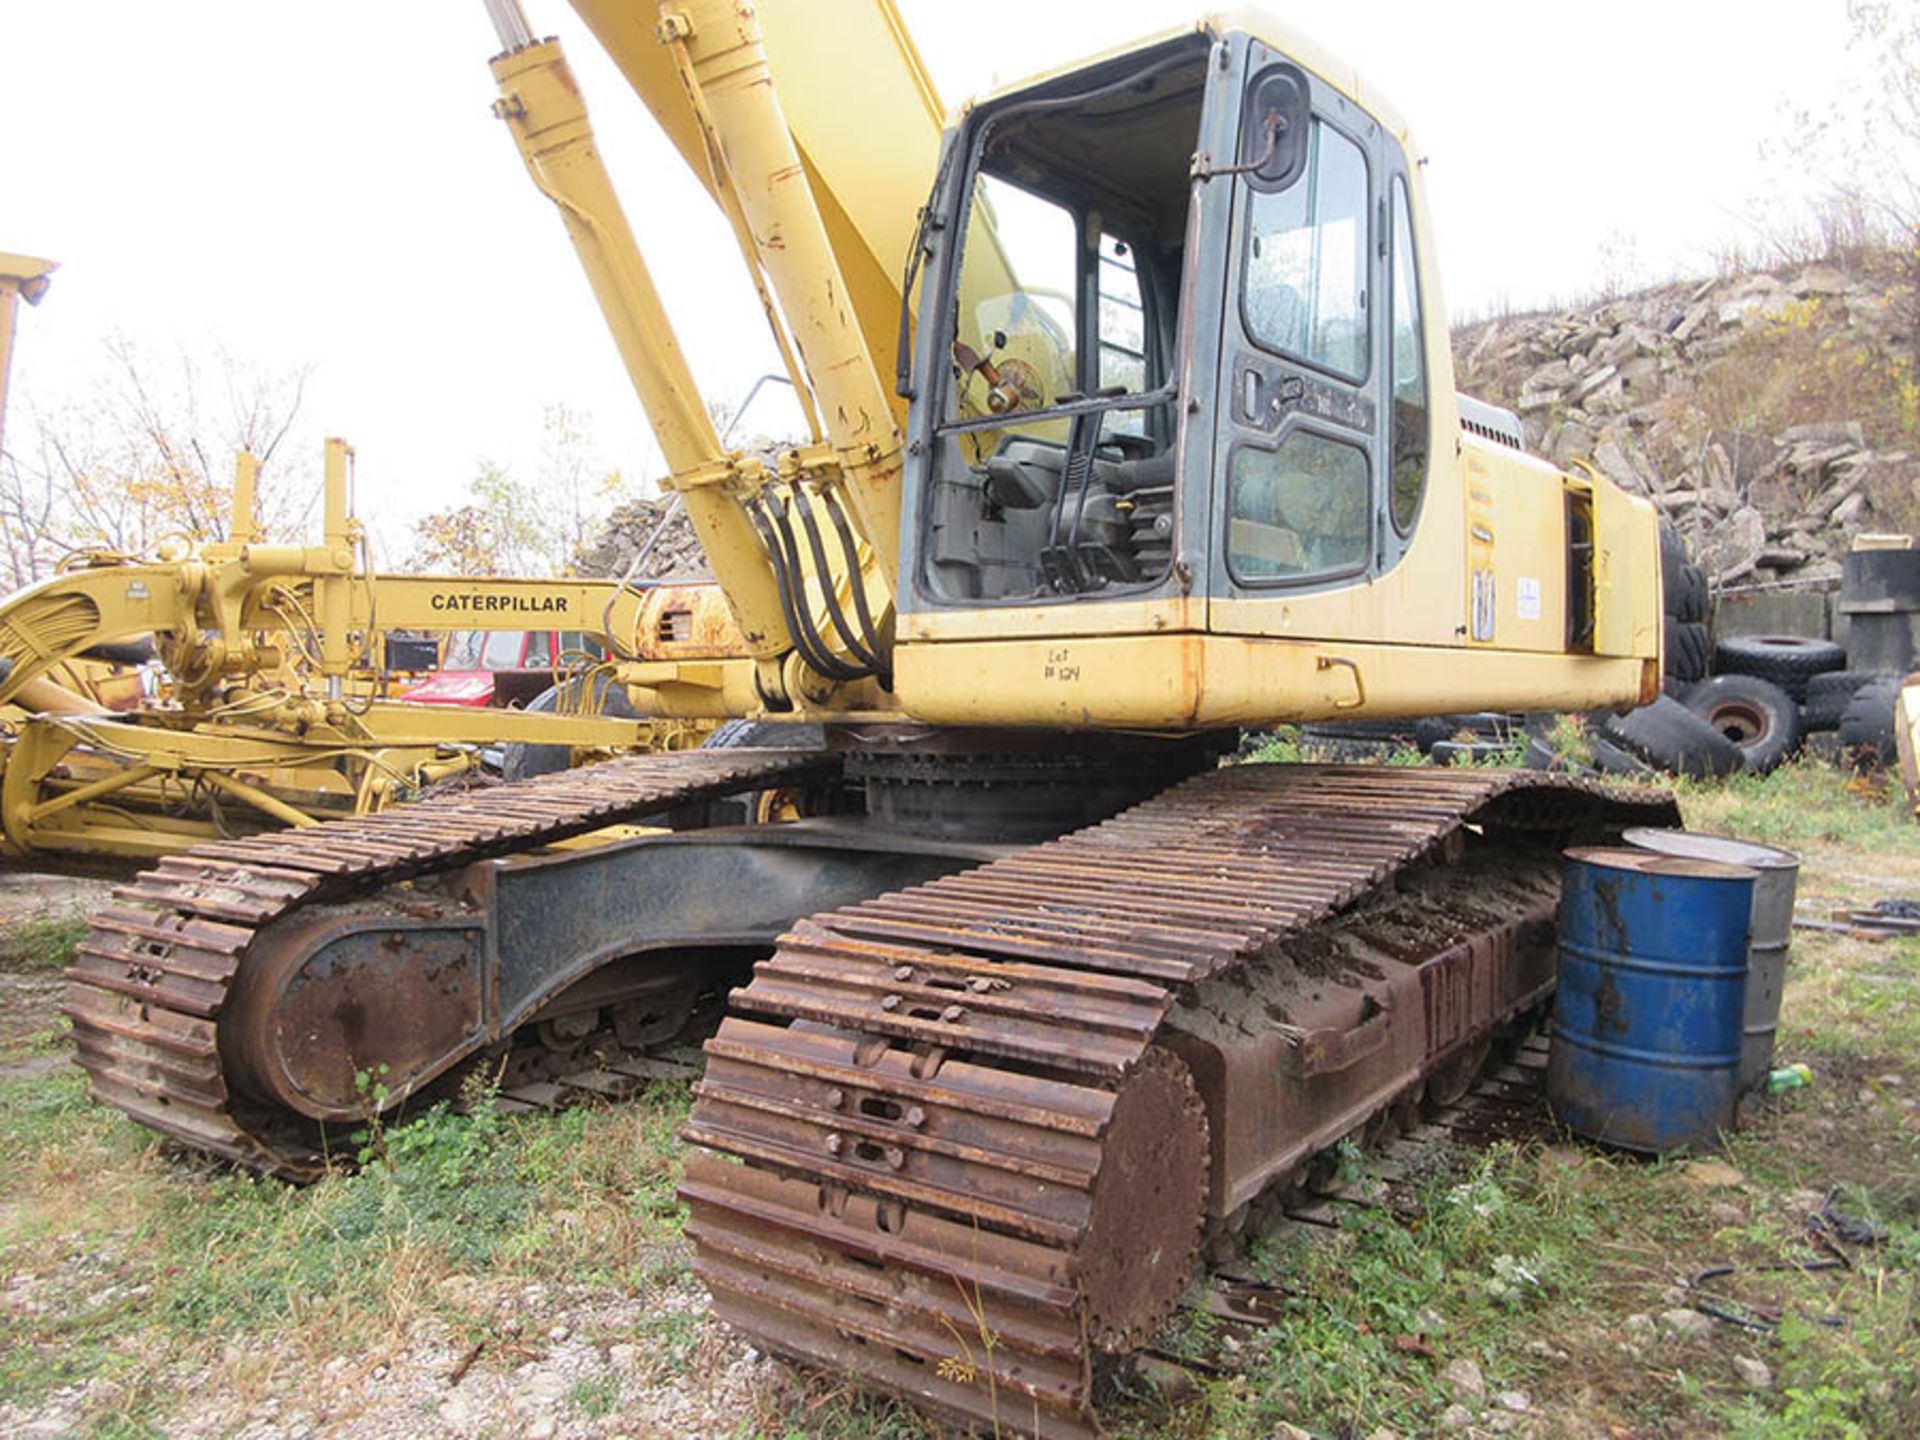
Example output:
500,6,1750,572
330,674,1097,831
400,629,605,708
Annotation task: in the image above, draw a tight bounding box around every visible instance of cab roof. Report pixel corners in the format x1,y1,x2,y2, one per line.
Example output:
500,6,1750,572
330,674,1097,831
955,8,1414,150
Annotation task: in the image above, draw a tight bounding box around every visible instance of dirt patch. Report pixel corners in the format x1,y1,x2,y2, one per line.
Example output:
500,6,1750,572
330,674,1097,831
0,974,65,1077
0,874,110,930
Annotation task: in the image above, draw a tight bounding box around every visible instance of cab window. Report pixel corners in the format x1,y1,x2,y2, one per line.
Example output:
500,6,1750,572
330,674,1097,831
1227,432,1371,581
1098,235,1146,436
1242,120,1369,380
952,173,1077,433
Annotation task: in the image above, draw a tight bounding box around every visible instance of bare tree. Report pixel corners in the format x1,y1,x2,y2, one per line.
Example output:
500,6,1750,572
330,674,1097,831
0,338,317,589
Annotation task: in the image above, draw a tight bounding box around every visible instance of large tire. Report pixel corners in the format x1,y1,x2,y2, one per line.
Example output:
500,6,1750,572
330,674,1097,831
499,675,641,783
1591,734,1662,778
702,719,836,824
1665,618,1711,684
1659,524,1709,623
1803,670,1882,732
1659,522,1687,607
1837,674,1903,770
1679,674,1803,774
1712,634,1846,701
1675,563,1709,623
1599,695,1745,779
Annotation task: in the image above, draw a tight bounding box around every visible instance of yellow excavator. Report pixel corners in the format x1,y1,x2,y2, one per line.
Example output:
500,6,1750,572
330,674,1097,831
66,4,1678,1434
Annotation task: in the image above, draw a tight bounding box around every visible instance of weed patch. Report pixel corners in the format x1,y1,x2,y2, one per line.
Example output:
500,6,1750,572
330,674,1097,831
0,909,88,974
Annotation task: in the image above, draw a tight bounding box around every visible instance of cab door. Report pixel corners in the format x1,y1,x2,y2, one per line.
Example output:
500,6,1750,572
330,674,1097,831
1206,43,1391,612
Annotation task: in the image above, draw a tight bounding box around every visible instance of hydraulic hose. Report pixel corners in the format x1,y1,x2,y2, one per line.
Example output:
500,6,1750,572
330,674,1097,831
789,484,883,673
820,488,889,684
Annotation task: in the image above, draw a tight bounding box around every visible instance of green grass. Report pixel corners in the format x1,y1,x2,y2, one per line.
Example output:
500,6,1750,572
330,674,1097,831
0,1075,697,1425
1674,756,1918,853
0,909,88,974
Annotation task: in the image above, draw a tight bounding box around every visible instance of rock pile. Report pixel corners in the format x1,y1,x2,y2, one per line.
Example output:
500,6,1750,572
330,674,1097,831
1454,259,1917,588
572,494,705,580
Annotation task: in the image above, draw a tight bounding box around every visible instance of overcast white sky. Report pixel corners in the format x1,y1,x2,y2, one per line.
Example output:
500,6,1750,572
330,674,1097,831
2,1,1871,551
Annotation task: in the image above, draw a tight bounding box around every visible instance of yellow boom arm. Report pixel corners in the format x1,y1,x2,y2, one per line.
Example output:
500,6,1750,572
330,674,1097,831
484,0,928,709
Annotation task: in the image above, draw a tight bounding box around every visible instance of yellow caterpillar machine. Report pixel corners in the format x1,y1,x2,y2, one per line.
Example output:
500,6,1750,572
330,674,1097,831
66,4,1679,1433
0,436,742,864
0,248,732,865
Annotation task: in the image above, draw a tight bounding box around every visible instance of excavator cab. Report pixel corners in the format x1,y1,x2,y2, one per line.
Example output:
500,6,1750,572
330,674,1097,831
907,26,1411,607
896,21,1662,727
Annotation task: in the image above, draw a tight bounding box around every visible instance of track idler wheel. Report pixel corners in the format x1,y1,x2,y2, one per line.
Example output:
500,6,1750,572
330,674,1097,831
1078,1047,1211,1352
1425,1037,1491,1108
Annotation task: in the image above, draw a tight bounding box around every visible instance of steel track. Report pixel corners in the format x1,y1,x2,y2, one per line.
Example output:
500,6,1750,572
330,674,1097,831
681,764,1678,1438
62,748,836,1179
61,752,1678,1437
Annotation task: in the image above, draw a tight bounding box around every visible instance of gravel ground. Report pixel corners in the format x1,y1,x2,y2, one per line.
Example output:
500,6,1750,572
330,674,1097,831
1,1269,780,1440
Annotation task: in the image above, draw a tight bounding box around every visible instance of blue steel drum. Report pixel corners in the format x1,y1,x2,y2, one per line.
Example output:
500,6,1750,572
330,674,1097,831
1548,847,1756,1153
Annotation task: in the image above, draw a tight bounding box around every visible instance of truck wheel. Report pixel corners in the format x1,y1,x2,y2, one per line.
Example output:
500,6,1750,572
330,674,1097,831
1712,635,1846,701
1675,563,1709,623
702,719,828,749
702,720,834,822
499,676,641,783
1599,695,1745,779
1679,674,1802,774
1659,524,1708,622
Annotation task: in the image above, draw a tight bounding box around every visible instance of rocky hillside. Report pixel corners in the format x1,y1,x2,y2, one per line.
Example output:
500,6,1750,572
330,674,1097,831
1454,251,1918,587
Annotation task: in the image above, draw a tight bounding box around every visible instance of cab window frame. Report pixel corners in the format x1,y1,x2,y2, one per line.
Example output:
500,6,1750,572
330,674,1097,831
1387,171,1429,539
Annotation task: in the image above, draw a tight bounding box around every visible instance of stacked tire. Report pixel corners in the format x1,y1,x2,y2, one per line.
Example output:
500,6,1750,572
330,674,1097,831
1673,635,1843,774
1677,632,1910,772
1835,674,1903,769
1525,527,1909,779
1675,673,1802,774
1590,523,1741,775
1662,524,1711,691
1710,635,1846,704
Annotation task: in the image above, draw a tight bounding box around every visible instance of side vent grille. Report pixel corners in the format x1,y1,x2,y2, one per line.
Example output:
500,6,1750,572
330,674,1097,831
657,607,695,645
1457,393,1526,452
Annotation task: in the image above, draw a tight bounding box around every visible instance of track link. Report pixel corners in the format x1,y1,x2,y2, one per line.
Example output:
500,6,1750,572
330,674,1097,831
63,748,836,1178
682,764,1678,1437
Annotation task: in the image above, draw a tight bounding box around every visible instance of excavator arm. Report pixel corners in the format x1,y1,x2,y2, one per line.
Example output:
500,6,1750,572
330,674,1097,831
483,0,930,711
